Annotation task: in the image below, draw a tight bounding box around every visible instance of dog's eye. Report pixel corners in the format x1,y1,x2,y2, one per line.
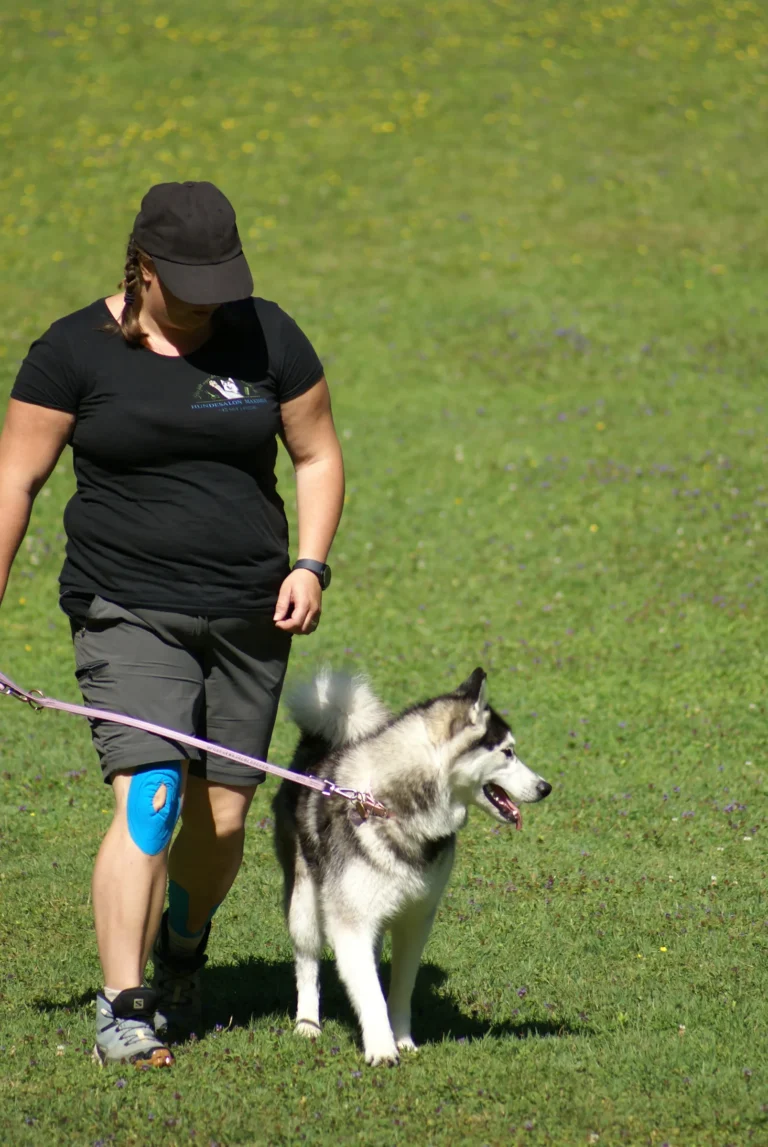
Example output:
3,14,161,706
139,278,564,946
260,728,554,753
502,747,515,759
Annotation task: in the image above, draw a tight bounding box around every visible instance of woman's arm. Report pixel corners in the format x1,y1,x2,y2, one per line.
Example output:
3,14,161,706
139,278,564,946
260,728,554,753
0,399,75,607
273,378,345,634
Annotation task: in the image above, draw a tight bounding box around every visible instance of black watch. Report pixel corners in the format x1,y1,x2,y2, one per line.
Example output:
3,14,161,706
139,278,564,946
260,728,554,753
292,559,332,590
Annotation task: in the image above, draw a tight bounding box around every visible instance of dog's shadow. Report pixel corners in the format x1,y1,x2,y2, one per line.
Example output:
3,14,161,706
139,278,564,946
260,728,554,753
202,956,584,1045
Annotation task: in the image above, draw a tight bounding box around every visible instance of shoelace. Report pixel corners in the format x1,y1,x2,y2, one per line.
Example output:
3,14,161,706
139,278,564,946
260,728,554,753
158,967,198,1007
100,1009,157,1048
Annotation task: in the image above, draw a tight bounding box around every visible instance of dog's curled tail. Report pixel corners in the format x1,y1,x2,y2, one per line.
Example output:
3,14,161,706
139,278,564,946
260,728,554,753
286,669,391,748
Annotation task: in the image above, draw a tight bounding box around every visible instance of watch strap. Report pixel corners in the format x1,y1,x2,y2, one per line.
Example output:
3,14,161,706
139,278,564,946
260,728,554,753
292,559,331,589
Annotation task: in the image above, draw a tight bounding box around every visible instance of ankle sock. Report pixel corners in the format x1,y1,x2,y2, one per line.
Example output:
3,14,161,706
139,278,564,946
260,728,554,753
103,987,121,1003
167,924,206,955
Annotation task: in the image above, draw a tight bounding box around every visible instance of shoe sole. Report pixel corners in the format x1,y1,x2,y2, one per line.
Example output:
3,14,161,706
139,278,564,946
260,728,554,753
92,1043,175,1068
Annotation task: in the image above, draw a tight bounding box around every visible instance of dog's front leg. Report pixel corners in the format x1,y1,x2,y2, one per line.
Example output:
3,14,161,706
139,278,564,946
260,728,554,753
287,862,323,1038
388,849,453,1050
387,908,437,1052
325,914,398,1066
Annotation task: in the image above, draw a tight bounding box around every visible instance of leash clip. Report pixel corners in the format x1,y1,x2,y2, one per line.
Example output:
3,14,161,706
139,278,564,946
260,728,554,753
318,779,390,819
359,792,390,819
25,689,46,713
0,680,44,712
352,790,390,820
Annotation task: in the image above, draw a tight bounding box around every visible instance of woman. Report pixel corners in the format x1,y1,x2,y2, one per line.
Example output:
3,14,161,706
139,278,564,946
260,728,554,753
0,181,344,1067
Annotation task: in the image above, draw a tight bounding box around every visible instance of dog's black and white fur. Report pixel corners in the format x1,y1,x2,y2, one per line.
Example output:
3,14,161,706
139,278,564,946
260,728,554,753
273,668,551,1065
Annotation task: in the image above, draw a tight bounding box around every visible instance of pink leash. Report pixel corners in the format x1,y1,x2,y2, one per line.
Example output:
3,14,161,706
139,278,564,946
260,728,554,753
0,667,389,819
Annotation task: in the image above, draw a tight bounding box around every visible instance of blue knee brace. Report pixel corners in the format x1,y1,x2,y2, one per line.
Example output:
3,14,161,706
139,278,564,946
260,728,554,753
126,762,182,856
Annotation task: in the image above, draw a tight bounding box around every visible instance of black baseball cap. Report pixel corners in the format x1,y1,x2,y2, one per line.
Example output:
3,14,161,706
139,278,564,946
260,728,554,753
132,181,253,305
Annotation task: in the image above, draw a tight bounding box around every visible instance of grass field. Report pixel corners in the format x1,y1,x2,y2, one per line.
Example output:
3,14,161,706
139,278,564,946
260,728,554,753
2,1,768,1143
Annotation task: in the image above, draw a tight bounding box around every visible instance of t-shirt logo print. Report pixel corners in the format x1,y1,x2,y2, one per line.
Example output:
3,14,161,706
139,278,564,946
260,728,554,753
191,376,267,410
210,377,243,401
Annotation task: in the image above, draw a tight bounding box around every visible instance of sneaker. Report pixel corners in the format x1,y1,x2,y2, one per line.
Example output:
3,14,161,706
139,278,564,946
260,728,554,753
151,911,210,1039
93,988,174,1068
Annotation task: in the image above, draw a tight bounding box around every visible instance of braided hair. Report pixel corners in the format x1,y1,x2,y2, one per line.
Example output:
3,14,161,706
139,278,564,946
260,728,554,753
103,235,150,347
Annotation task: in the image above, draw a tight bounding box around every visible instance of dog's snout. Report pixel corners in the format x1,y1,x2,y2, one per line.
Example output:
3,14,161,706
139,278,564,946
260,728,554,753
536,780,552,799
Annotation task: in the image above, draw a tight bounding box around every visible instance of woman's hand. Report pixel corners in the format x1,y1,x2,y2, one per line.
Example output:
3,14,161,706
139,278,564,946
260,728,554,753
273,569,323,634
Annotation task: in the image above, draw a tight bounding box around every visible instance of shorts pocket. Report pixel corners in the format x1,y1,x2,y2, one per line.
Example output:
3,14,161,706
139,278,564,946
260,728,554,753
74,659,110,683
72,596,116,639
84,595,121,632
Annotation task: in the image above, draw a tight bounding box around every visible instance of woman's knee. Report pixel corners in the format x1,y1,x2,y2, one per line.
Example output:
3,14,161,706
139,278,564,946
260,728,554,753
110,762,186,856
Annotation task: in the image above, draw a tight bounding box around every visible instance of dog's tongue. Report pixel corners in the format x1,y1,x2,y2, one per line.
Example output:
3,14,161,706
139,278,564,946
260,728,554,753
506,800,522,832
486,783,523,831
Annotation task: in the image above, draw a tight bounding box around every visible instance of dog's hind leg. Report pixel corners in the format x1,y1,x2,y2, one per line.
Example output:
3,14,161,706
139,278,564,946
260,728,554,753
287,858,324,1039
324,912,398,1066
387,907,437,1052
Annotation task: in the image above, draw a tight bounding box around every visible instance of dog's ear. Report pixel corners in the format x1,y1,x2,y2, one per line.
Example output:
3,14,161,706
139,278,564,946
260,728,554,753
456,667,486,699
456,668,487,722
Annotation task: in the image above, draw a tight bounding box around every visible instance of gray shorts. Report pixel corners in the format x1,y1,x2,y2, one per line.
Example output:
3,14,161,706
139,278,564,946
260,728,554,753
72,595,291,786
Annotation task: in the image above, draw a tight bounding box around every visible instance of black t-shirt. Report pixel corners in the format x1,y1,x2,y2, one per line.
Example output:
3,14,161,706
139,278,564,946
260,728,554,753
11,297,324,618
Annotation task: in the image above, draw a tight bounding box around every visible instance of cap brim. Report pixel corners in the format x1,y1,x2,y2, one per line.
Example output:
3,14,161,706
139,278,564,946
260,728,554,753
151,251,253,305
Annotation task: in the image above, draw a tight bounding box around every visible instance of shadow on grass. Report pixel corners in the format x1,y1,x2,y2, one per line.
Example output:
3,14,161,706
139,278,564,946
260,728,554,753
33,959,588,1046
202,957,588,1045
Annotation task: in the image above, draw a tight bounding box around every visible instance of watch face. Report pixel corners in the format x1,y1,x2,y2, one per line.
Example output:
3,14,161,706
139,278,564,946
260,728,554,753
320,565,332,589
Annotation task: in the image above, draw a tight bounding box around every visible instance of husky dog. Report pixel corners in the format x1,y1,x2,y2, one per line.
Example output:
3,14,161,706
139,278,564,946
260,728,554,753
273,667,551,1066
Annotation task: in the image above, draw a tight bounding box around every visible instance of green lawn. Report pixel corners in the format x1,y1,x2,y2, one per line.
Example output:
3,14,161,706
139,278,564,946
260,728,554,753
1,1,767,1143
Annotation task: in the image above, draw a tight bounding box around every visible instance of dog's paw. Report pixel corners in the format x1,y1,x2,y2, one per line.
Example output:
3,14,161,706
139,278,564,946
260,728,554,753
294,1020,322,1040
395,1035,418,1053
365,1043,399,1067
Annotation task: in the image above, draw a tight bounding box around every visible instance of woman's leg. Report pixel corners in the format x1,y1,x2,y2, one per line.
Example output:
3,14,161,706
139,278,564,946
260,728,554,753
91,761,186,1067
166,776,256,937
151,777,255,1037
92,762,187,988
